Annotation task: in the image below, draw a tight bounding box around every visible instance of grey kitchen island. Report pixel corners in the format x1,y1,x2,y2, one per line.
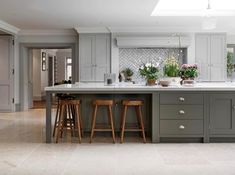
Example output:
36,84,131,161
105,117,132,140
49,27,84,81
45,82,235,143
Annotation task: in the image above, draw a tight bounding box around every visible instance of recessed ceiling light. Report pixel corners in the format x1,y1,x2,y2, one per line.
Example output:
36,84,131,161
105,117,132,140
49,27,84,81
151,0,235,16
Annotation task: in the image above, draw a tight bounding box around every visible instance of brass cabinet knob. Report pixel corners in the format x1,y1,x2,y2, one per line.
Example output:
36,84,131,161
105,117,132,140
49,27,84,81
179,97,185,102
179,110,185,115
179,125,185,130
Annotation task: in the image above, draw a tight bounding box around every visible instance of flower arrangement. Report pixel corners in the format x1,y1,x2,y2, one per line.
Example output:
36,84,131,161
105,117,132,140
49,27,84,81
163,57,180,77
179,64,198,79
139,62,160,85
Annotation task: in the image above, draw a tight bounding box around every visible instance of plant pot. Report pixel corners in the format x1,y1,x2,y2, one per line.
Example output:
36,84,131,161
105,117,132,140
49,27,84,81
164,77,181,85
147,79,156,86
181,77,195,85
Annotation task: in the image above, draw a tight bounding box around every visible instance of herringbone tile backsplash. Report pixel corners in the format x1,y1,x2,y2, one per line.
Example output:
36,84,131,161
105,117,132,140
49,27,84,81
119,48,186,81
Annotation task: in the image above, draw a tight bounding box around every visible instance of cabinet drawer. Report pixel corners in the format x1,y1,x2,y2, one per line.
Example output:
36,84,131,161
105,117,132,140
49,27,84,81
160,105,203,120
160,120,203,135
160,93,203,105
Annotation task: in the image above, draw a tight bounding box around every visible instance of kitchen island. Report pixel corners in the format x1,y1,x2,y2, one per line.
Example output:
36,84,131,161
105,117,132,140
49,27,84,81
45,82,235,143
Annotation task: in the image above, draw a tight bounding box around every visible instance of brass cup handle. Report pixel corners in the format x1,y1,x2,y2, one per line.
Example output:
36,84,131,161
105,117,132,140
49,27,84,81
179,125,185,130
179,110,185,115
179,97,185,102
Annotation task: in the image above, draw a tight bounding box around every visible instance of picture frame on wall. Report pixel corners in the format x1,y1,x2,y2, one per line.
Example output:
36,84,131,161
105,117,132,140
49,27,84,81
42,52,46,71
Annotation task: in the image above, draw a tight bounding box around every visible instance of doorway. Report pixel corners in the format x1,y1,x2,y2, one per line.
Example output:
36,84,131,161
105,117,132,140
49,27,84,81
29,48,72,109
19,43,76,111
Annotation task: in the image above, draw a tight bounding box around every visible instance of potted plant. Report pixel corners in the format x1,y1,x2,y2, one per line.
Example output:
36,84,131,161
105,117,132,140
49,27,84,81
123,68,134,81
163,57,180,85
227,51,234,81
139,62,160,86
179,64,198,84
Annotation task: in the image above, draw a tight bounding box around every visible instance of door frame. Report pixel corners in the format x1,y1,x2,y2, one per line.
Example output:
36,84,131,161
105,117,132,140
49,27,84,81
19,43,77,111
0,35,15,112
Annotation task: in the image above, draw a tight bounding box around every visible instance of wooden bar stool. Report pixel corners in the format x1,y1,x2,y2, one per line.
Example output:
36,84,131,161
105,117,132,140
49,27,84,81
120,100,146,143
55,99,82,143
90,100,115,143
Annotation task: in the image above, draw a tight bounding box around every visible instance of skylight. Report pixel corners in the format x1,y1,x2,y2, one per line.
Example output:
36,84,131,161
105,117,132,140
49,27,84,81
151,0,235,16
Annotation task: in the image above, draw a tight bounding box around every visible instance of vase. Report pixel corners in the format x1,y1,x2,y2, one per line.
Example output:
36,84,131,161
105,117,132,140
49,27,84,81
147,79,156,86
181,77,195,85
164,77,181,85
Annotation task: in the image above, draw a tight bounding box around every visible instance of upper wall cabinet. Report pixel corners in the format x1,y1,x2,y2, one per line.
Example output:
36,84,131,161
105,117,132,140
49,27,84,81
195,33,226,81
79,33,111,82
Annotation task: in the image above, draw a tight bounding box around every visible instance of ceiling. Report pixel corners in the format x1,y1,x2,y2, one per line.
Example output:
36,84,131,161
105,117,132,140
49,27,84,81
0,0,235,33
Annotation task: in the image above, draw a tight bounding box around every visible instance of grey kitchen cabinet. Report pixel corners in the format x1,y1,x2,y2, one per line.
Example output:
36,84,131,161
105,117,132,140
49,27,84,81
209,94,235,135
79,33,110,82
159,93,204,138
195,33,226,81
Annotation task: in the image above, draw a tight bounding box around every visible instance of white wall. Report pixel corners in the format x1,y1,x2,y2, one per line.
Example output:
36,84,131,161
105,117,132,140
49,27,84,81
56,49,72,82
32,49,41,100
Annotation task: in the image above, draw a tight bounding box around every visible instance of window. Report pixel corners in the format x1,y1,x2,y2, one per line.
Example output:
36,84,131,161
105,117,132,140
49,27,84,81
227,47,235,80
65,57,72,80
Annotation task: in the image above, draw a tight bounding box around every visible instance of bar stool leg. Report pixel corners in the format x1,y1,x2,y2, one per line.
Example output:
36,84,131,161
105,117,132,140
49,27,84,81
108,105,115,143
56,104,65,143
90,105,98,143
68,104,73,137
137,106,146,143
120,106,127,143
78,104,83,137
75,104,82,143
53,100,60,137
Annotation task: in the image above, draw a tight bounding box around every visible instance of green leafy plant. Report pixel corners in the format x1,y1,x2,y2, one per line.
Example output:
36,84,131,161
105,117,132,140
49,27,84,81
163,57,180,77
124,68,134,77
227,51,234,77
179,64,198,79
139,62,160,80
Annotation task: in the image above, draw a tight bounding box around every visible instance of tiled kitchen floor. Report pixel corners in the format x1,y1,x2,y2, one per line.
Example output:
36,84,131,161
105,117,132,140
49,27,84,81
1,109,235,175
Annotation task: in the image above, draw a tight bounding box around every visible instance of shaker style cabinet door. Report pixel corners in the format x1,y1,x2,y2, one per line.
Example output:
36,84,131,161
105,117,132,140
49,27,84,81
195,34,211,81
79,34,110,82
210,34,226,81
79,35,95,81
195,33,226,81
209,94,235,135
94,34,110,81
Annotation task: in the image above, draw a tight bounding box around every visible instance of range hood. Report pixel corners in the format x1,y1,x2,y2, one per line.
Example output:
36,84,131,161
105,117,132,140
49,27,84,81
116,36,191,48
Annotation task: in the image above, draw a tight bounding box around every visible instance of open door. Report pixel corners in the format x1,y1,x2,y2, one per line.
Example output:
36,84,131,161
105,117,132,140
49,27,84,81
0,36,14,111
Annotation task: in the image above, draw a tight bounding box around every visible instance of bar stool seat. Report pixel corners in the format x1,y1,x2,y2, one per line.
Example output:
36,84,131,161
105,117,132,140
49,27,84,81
54,99,82,143
120,99,146,143
90,99,115,143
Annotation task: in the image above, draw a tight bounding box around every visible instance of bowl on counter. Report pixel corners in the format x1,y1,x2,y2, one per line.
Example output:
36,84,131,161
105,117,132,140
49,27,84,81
159,79,171,87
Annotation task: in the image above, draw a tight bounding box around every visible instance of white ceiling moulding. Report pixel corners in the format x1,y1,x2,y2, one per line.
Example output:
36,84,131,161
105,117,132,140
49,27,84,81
116,36,191,48
75,27,111,33
18,29,77,36
0,20,20,35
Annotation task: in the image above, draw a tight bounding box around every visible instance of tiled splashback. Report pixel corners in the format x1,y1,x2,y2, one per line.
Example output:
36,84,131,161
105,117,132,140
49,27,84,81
119,48,187,81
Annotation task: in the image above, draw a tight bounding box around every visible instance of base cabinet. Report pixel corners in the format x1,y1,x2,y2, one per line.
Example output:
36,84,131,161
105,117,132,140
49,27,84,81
155,92,235,143
209,94,235,135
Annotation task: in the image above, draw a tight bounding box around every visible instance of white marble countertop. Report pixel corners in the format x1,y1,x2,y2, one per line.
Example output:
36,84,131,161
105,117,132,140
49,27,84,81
45,82,235,92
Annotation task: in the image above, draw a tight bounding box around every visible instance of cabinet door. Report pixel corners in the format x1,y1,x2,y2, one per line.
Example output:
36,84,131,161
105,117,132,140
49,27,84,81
210,34,226,81
195,34,210,81
79,35,95,81
209,94,235,135
94,34,110,81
